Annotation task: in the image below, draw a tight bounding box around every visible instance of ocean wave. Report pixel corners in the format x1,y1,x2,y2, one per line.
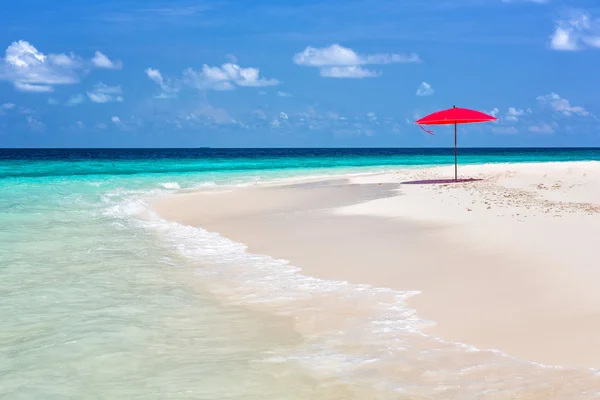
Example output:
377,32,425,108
161,182,181,190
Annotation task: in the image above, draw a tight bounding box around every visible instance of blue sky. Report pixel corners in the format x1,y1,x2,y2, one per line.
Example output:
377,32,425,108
0,0,599,147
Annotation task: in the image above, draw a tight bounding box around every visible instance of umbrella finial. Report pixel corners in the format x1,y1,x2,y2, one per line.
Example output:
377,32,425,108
453,105,457,108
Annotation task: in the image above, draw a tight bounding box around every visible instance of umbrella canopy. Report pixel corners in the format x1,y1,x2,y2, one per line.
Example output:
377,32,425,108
415,106,497,181
415,107,497,125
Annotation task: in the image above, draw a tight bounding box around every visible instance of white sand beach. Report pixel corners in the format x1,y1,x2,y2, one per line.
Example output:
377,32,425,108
151,161,600,394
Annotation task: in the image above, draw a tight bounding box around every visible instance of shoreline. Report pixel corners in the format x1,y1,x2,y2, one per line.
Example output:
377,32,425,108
150,161,600,369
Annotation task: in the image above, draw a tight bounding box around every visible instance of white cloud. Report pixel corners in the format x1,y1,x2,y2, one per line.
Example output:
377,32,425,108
320,66,379,78
293,44,421,78
87,82,124,103
0,41,119,93
505,107,531,121
92,51,122,69
145,67,179,98
92,82,122,94
487,108,500,117
66,94,85,106
528,122,558,134
88,92,123,103
294,44,421,66
47,98,59,105
145,68,163,84
416,81,434,96
111,116,121,124
551,27,578,50
88,93,113,103
0,41,80,87
367,112,377,122
536,92,589,116
270,118,281,127
276,91,292,97
279,111,289,120
14,82,54,92
550,13,600,51
95,123,108,129
183,63,280,90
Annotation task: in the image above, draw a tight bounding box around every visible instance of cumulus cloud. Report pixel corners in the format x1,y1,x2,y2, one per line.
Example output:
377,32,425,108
549,12,600,51
1,41,79,85
92,51,123,69
293,44,421,78
293,44,421,66
0,41,120,92
145,68,164,85
111,116,121,124
183,63,280,90
145,67,180,98
87,82,124,103
487,108,500,118
536,92,589,116
505,107,531,121
416,81,434,96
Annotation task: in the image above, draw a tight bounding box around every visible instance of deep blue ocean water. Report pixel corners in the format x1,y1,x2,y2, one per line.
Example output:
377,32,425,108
1,148,600,399
3,148,600,178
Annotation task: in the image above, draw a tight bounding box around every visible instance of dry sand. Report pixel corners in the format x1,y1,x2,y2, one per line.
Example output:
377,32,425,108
151,162,600,369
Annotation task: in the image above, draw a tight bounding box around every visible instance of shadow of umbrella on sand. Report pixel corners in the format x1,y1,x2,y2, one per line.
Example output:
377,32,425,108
401,178,482,185
415,106,497,181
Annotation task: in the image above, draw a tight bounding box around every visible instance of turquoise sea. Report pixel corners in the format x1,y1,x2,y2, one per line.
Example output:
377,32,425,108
2,148,600,399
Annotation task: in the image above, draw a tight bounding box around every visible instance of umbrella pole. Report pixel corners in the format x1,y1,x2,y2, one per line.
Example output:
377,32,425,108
454,122,457,181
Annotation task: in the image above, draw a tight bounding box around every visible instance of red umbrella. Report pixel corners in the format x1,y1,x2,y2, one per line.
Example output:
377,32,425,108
415,106,497,181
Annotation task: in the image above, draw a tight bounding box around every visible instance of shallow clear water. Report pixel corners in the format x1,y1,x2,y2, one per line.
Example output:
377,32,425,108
2,148,600,399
